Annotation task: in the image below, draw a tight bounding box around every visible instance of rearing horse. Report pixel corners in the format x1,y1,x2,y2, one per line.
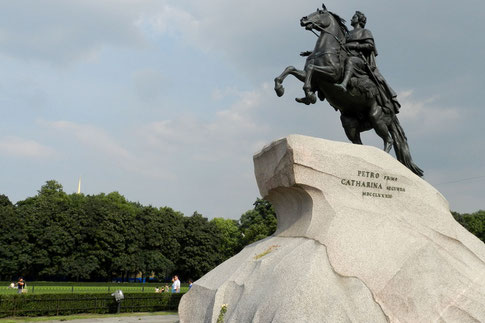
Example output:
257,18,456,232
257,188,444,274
274,5,423,177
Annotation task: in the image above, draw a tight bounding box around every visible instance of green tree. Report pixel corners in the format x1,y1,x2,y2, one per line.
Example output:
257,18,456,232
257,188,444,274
82,192,139,281
453,210,485,243
153,207,185,272
211,217,242,260
0,194,13,207
0,194,29,280
15,181,74,280
62,192,100,281
138,206,182,280
176,212,223,280
239,198,277,246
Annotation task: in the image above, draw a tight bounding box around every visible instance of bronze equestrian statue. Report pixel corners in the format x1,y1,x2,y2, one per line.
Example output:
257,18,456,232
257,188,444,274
274,4,423,176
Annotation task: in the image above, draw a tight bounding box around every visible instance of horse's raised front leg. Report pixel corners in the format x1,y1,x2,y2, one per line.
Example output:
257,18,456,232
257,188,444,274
297,64,340,105
274,66,307,97
296,63,317,105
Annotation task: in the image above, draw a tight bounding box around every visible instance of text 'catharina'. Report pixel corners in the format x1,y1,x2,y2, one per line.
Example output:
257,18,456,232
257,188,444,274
339,170,407,199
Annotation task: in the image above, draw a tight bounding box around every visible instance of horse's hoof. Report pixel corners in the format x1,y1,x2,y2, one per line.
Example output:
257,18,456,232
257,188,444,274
274,79,285,97
309,93,317,104
275,85,285,97
384,140,393,153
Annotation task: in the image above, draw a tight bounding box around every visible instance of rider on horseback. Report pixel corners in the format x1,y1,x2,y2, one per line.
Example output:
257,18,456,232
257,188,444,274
274,5,423,176
335,11,400,116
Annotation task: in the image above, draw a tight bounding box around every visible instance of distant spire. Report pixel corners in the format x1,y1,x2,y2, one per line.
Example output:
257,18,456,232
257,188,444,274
77,177,81,194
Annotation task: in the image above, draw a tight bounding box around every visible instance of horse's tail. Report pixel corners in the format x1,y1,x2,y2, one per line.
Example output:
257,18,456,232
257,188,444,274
389,117,424,177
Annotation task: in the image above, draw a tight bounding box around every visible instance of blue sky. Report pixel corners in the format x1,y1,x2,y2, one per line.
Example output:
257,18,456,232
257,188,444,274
0,0,484,219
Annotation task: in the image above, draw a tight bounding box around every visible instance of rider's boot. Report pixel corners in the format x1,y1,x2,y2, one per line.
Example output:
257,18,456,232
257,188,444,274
295,90,317,105
335,72,351,92
296,86,317,105
295,95,317,105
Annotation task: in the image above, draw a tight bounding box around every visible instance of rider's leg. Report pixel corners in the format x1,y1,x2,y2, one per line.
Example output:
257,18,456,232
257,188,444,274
369,103,393,152
296,63,340,104
335,58,355,91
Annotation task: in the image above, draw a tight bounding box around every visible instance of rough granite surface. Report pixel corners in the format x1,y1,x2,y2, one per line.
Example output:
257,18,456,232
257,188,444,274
178,135,485,323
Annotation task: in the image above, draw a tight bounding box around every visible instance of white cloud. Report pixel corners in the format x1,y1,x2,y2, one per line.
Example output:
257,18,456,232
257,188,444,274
139,87,268,162
0,0,153,64
134,0,315,79
0,136,57,159
135,4,200,41
398,90,460,134
43,120,174,180
135,79,343,167
48,121,131,158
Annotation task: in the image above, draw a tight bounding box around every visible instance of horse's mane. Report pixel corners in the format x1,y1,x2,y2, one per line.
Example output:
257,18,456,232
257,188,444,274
328,11,349,36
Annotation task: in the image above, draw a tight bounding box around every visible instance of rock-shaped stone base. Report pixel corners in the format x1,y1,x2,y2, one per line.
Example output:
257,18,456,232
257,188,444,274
179,135,485,322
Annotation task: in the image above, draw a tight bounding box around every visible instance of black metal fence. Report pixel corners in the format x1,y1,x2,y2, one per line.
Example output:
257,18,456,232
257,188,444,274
0,293,183,318
0,284,183,295
34,285,142,294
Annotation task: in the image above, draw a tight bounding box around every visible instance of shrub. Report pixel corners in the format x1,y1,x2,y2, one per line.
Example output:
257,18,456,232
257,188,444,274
0,292,183,318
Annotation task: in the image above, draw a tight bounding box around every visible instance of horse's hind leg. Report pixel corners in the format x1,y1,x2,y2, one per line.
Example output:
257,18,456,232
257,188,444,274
340,114,363,145
369,102,393,152
274,66,306,97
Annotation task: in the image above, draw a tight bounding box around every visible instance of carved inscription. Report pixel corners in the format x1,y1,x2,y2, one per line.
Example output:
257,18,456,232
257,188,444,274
340,170,407,199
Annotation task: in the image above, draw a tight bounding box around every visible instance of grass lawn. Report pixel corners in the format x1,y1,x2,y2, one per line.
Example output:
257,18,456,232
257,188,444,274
0,282,189,295
0,311,177,322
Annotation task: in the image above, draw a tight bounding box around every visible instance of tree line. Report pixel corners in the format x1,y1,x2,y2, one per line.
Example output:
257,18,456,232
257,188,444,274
0,180,277,282
1,180,482,283
452,210,485,243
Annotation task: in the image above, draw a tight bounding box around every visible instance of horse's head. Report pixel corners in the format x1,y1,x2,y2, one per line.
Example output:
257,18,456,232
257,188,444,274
300,6,331,31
